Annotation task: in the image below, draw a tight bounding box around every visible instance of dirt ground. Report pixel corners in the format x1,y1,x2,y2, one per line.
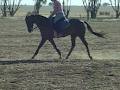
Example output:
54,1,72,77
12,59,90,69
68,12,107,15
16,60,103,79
0,17,120,90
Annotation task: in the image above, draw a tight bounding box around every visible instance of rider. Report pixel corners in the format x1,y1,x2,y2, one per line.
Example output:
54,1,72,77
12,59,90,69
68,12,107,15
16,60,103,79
49,0,70,37
49,0,65,24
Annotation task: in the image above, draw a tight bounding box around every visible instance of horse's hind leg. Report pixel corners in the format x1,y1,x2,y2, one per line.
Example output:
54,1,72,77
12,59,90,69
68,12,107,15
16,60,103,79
66,35,76,59
31,39,46,59
49,39,62,59
79,36,93,60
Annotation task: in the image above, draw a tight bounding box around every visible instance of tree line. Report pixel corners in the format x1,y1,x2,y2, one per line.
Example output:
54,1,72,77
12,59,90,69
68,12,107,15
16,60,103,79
0,0,22,16
0,0,120,19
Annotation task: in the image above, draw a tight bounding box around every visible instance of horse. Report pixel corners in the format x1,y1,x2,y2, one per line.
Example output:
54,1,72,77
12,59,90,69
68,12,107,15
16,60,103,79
25,14,104,60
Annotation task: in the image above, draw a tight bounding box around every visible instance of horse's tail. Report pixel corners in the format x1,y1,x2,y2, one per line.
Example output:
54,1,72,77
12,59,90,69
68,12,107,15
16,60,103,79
84,21,105,38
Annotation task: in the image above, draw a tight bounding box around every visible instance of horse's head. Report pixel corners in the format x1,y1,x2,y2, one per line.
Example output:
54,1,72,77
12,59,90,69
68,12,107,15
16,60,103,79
25,13,50,33
25,15,35,33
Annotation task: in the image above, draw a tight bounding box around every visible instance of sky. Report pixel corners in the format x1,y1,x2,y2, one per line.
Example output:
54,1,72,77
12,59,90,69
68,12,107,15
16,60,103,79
21,0,110,6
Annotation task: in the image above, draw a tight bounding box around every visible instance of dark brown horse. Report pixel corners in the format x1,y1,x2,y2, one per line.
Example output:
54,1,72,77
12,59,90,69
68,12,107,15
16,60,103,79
25,15,104,60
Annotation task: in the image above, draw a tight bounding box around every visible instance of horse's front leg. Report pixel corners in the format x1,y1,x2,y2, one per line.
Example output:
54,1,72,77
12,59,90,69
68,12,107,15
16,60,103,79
31,39,46,59
49,39,62,59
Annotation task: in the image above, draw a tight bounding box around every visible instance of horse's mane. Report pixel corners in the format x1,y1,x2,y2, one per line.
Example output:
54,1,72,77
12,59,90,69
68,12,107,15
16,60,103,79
26,11,49,20
28,15,51,27
35,15,49,21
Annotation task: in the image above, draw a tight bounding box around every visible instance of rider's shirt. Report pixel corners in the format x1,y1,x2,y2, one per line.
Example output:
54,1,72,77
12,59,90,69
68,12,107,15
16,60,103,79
53,0,63,14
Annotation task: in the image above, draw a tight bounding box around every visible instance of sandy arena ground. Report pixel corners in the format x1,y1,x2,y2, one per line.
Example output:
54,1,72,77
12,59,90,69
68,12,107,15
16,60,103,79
0,17,120,90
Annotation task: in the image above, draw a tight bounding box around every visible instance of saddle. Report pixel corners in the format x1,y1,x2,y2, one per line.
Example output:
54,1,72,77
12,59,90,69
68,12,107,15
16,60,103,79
49,17,70,33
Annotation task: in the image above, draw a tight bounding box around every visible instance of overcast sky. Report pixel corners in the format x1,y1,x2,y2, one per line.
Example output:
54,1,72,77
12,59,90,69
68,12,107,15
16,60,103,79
21,0,110,6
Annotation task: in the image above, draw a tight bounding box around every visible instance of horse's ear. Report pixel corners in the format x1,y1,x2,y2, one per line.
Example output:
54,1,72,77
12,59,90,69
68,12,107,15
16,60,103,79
26,12,32,16
31,11,38,15
27,11,38,15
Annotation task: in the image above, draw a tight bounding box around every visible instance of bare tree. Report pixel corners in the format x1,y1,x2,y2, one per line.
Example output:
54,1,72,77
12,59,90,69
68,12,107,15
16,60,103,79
1,0,7,17
0,0,22,17
109,0,120,18
82,0,101,19
7,0,22,16
90,0,101,19
34,0,46,14
62,0,71,18
82,0,91,20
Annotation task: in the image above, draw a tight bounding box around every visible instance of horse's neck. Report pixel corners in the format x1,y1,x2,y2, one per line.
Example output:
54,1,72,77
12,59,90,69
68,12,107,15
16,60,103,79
36,16,50,27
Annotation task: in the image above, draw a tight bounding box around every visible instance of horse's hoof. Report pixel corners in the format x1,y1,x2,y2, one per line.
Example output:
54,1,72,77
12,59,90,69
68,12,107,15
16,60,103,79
89,56,93,60
65,57,69,59
31,57,34,60
59,57,62,59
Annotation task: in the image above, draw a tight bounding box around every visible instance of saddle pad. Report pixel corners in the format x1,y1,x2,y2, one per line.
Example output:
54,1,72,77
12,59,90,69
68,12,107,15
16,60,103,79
54,18,70,33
